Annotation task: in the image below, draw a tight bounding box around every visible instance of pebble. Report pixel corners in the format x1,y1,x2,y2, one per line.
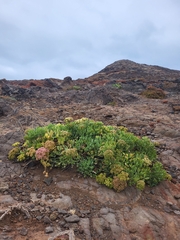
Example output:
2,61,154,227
174,210,180,215
64,214,80,223
80,210,91,215
19,227,28,236
3,225,12,232
43,216,51,224
171,205,179,211
100,208,109,215
59,220,66,227
40,202,45,207
58,209,68,214
37,193,42,198
164,206,172,213
0,181,9,192
43,177,53,186
45,226,54,234
174,194,180,199
36,215,43,221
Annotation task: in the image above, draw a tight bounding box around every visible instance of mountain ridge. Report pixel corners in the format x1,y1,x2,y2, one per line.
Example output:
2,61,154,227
87,59,180,83
99,59,180,73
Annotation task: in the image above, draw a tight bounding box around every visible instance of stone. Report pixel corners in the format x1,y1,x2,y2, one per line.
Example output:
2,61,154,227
19,227,28,236
0,180,9,192
154,125,180,138
87,86,113,105
79,218,91,240
99,207,109,215
92,217,106,235
30,192,72,209
102,213,117,225
110,224,123,239
3,225,12,232
45,226,54,234
44,216,52,224
59,220,66,227
174,194,180,199
171,205,179,211
48,195,72,209
64,214,80,223
36,215,43,221
0,194,17,206
43,177,53,186
80,210,91,215
174,210,180,215
58,209,68,214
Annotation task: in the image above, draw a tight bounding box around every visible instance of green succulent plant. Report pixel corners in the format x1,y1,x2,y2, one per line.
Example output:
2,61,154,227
8,118,171,191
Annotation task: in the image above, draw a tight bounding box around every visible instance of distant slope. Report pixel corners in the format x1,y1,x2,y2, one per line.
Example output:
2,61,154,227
85,59,180,92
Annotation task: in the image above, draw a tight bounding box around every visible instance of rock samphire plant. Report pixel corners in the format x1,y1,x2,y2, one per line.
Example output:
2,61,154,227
8,118,171,191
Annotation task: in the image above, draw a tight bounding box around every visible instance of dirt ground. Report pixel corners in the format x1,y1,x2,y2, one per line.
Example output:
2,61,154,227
0,75,180,239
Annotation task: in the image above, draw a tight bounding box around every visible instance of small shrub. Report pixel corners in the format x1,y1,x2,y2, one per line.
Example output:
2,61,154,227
112,83,122,89
141,86,166,99
108,101,116,106
8,118,170,191
72,85,81,90
8,147,20,160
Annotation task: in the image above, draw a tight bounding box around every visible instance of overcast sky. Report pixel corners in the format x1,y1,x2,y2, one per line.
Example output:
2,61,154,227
0,0,180,80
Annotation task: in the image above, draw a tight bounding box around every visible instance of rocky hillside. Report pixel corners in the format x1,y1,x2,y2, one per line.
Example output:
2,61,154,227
86,60,180,93
0,60,180,240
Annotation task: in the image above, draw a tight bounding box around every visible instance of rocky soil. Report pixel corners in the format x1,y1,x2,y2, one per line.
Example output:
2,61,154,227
0,60,180,240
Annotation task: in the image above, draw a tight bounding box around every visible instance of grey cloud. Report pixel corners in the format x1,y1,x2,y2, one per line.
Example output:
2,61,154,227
0,0,180,80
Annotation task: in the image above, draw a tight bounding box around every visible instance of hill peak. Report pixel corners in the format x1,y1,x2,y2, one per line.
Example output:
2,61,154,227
98,59,180,74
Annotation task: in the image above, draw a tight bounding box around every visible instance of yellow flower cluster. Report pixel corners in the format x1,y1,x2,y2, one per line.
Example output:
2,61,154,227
112,171,129,192
103,150,114,160
62,148,78,158
44,140,55,151
59,131,70,137
74,118,89,123
143,155,152,166
57,131,70,144
12,142,20,147
64,117,74,123
8,147,20,160
23,140,29,147
110,164,124,175
17,153,26,161
117,139,127,147
26,147,36,157
118,126,128,132
96,173,107,184
136,180,145,190
166,173,172,181
104,177,113,188
44,130,54,140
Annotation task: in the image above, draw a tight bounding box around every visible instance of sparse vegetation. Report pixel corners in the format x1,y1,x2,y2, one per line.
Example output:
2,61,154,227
72,85,81,90
112,83,122,89
141,85,166,99
108,101,117,106
8,118,171,192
